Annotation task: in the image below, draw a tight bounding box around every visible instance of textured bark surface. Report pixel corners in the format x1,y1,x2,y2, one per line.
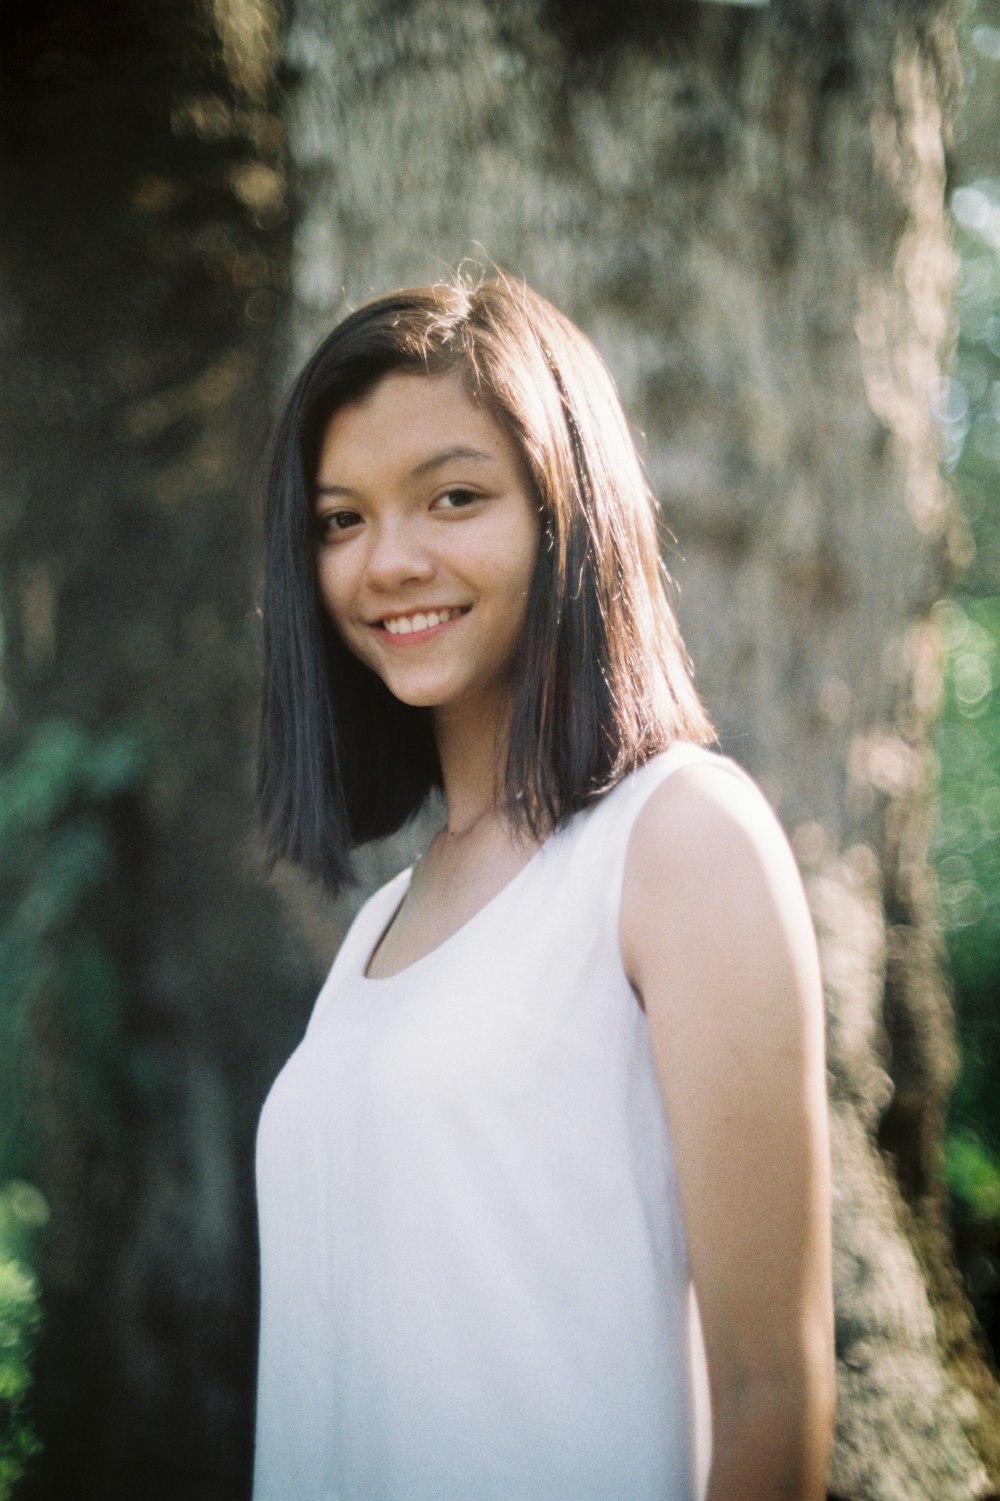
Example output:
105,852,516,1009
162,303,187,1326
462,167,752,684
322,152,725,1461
281,1,1000,1496
0,4,315,1497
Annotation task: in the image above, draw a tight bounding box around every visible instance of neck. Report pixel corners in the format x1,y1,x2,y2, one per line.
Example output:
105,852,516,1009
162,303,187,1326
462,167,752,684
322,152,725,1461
432,690,511,836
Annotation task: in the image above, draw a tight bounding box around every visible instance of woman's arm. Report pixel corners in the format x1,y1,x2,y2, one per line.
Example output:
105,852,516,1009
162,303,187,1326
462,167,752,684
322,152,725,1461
621,763,836,1501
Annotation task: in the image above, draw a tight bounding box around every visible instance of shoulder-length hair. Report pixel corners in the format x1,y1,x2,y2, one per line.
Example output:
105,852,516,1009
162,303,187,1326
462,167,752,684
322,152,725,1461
257,271,716,894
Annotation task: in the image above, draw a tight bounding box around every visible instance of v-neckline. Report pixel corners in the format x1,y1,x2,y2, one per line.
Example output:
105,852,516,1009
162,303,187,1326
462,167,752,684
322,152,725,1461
354,744,704,985
360,825,562,984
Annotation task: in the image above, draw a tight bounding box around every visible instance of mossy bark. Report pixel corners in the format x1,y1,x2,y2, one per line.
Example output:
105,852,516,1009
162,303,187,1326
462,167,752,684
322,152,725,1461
0,4,310,1497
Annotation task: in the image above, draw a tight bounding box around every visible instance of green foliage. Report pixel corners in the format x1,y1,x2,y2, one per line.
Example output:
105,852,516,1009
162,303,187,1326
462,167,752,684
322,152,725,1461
0,1184,48,1501
930,69,1000,1244
932,598,1000,948
0,719,150,1177
0,719,151,1494
947,1131,1000,1222
932,598,1000,1166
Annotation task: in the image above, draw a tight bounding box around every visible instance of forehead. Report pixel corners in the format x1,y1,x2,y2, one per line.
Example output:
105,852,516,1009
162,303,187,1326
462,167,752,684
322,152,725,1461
316,372,521,483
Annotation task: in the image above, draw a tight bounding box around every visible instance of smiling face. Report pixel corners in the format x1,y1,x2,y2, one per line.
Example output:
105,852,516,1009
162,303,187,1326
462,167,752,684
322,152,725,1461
313,372,541,733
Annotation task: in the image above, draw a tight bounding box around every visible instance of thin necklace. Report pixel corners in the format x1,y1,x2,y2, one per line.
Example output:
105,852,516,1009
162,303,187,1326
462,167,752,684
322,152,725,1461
441,802,500,840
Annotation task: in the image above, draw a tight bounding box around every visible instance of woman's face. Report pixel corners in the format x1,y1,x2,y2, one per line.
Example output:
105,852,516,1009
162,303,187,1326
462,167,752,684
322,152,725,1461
314,371,540,728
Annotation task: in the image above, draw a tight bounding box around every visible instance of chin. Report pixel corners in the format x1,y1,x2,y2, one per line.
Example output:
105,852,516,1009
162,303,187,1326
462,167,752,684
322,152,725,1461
381,678,454,709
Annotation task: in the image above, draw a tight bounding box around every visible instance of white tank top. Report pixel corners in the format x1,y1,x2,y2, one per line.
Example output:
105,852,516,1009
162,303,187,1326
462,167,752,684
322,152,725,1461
254,742,756,1501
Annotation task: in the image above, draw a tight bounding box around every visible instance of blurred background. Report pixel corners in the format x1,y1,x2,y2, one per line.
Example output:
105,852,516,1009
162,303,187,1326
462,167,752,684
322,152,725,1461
932,2,1000,1370
1,1,998,1498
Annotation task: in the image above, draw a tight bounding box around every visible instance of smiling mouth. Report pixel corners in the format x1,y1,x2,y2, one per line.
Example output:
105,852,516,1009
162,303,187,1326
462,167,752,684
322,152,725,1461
375,606,470,636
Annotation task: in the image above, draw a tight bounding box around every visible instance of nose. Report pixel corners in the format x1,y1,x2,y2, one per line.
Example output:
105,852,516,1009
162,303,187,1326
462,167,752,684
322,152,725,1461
363,517,435,591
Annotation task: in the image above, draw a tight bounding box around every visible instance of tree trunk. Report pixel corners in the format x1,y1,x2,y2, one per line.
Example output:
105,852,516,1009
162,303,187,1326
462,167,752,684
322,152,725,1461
4,1,998,1497
0,4,310,1497
281,0,1000,1495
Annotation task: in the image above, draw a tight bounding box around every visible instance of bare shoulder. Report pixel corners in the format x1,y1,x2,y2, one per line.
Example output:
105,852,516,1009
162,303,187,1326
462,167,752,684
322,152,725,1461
626,759,791,889
620,759,822,1025
618,762,804,972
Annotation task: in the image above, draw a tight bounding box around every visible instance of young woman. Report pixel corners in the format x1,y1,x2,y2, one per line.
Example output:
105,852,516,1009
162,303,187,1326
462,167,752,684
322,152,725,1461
253,273,835,1501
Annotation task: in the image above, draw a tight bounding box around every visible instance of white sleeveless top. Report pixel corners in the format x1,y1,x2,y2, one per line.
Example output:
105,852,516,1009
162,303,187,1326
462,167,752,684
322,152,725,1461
254,742,756,1501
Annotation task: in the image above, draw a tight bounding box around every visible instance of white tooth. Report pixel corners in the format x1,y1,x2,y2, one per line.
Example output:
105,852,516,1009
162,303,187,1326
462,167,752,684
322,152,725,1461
412,613,428,632
396,617,413,635
425,611,441,628
385,618,399,635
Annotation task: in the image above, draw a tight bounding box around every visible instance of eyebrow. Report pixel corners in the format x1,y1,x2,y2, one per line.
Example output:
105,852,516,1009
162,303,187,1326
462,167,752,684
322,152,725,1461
410,445,495,479
314,445,495,500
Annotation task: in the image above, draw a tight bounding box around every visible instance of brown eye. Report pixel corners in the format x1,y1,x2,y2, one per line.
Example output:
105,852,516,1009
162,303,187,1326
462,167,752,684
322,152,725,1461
318,510,362,538
433,489,479,511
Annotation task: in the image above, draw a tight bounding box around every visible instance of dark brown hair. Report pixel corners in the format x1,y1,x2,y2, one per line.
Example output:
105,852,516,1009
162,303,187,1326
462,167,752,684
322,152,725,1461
258,270,716,894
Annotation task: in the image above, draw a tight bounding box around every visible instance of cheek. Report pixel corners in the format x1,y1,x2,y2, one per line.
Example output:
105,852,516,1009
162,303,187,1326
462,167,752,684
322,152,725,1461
513,524,541,604
315,554,350,625
486,502,540,597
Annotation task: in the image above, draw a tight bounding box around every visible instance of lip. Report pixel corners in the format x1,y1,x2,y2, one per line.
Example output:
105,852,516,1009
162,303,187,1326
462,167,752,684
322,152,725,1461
368,605,471,644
